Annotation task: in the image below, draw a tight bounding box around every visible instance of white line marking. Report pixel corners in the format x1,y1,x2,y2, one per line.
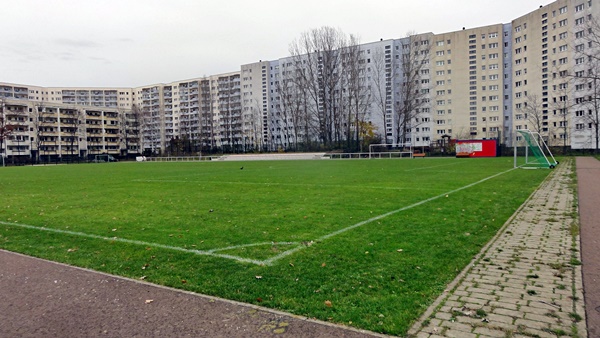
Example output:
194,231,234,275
207,241,298,253
262,167,516,265
0,221,268,265
1,167,516,266
133,180,445,191
404,162,463,171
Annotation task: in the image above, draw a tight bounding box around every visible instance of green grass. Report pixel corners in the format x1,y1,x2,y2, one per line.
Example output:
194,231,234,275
0,157,550,335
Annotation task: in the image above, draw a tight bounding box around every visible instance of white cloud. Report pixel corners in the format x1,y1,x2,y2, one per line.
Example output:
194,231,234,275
0,0,553,87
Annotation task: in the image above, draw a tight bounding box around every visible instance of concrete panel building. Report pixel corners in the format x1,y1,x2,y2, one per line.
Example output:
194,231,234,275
2,0,599,162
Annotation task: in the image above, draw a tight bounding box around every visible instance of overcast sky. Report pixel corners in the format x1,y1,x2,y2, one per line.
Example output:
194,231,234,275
1,0,553,88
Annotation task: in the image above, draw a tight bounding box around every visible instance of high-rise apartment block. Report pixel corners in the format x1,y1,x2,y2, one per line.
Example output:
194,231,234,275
1,0,598,160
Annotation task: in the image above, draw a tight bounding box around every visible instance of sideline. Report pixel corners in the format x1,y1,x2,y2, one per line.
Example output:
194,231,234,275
1,167,517,266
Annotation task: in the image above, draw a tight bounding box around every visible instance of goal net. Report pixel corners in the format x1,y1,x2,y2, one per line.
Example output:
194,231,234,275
368,143,414,158
514,130,558,169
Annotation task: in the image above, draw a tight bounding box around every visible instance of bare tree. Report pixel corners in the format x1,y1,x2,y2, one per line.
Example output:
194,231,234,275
373,33,432,147
0,99,16,166
549,82,572,152
61,107,84,158
289,26,348,148
518,94,544,135
342,34,370,151
371,47,393,144
275,66,300,151
572,16,600,153
30,103,45,163
127,104,144,156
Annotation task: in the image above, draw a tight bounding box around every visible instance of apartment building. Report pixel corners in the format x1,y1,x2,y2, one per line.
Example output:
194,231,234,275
429,24,511,143
511,0,599,149
2,0,599,161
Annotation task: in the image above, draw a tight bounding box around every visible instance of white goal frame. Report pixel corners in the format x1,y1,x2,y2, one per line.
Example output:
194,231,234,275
369,143,414,159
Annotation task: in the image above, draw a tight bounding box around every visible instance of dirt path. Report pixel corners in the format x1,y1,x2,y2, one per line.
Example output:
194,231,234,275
577,156,600,338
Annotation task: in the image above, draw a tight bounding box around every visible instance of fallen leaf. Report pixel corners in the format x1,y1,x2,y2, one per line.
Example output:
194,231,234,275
181,280,187,284
67,248,77,252
255,276,262,279
396,249,403,252
321,263,326,267
324,300,332,307
256,297,263,302
289,262,294,267
139,276,147,280
145,299,154,304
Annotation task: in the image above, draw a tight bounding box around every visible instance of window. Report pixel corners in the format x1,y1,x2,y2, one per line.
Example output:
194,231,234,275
436,80,445,86
489,32,498,38
576,17,585,25
436,40,444,46
576,30,585,38
576,4,585,12
489,43,498,48
436,50,444,56
559,19,568,27
436,70,445,76
436,60,445,66
576,57,585,64
489,74,499,80
489,53,498,59
559,57,568,65
559,6,567,14
559,32,568,39
559,44,568,52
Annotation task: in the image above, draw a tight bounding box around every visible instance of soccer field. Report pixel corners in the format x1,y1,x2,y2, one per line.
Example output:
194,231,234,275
0,158,550,335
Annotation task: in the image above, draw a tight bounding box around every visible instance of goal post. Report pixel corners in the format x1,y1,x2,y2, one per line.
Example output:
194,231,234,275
514,130,558,169
368,143,414,159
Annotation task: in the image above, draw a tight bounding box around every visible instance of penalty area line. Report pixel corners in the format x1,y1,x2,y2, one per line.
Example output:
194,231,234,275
262,167,517,265
0,221,268,266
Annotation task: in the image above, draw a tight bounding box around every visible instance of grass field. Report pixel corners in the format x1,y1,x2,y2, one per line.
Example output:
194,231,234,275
0,157,551,335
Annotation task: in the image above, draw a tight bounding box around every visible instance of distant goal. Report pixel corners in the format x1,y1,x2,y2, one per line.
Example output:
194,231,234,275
368,143,415,159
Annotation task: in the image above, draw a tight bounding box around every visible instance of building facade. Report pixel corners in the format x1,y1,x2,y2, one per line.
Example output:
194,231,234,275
1,0,599,161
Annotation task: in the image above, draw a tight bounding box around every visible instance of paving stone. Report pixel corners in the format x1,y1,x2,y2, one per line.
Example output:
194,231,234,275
486,313,515,325
488,300,519,311
493,307,522,318
523,312,561,325
472,327,507,337
514,318,551,331
444,329,477,338
408,161,585,337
